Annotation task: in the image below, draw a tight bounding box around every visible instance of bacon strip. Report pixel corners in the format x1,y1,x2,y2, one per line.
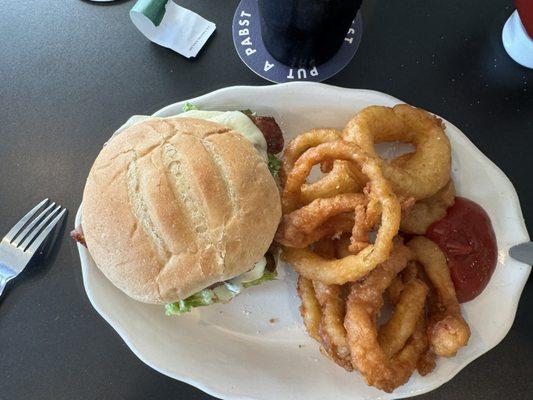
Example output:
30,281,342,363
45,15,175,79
70,225,86,247
249,115,284,154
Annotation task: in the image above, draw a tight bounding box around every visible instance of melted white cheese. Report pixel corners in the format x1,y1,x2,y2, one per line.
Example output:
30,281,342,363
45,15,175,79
115,111,267,160
177,110,267,159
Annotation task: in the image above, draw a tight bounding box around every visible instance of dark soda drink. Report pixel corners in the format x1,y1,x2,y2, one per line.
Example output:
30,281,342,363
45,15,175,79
258,0,363,68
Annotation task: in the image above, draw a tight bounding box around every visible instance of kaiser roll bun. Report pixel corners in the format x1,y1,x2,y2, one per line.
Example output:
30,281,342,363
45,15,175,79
82,117,281,304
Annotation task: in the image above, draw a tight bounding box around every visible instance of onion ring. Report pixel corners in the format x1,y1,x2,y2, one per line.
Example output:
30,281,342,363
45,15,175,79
417,347,437,376
344,241,428,392
282,141,401,284
297,276,322,342
301,161,363,205
313,281,353,371
350,191,381,252
297,272,353,371
407,236,470,357
282,128,342,179
278,214,354,250
378,279,428,358
275,193,367,248
281,129,363,204
386,275,405,304
401,181,456,234
334,234,356,258
282,128,365,205
386,264,436,377
320,159,334,173
343,104,451,200
312,238,338,259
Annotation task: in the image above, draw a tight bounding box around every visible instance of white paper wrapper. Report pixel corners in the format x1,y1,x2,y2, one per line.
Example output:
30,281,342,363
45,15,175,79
130,0,215,58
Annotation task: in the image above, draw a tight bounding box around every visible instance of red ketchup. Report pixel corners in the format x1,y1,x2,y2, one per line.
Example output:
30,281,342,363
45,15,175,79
426,197,498,303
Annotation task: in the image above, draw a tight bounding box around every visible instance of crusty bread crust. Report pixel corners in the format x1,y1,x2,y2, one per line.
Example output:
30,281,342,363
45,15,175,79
82,117,281,304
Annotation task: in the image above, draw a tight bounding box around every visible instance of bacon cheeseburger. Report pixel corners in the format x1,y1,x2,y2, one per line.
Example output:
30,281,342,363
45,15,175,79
73,106,283,315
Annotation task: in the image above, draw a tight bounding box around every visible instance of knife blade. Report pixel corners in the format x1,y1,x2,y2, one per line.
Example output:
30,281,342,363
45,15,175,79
509,242,533,265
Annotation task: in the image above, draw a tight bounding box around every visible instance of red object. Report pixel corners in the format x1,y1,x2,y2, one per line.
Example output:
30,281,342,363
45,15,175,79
250,115,284,154
70,225,87,247
426,197,497,303
516,0,533,39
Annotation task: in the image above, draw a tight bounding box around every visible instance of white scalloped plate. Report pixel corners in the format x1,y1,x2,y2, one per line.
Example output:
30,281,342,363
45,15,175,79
75,82,530,400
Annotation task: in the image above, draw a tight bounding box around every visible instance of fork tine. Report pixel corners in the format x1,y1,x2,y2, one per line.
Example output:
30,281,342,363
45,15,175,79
2,199,49,244
25,208,67,254
19,205,62,251
11,202,56,247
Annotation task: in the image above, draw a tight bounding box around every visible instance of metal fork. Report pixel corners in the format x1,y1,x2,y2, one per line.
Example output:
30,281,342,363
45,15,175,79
0,199,67,297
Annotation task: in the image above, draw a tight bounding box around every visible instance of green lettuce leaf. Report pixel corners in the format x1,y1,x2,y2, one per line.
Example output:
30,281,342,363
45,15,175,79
165,268,278,315
182,102,198,112
268,153,281,177
165,289,214,315
240,109,256,117
242,269,277,288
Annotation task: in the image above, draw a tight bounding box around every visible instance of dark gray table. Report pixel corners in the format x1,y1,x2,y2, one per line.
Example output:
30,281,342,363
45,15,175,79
1,1,531,399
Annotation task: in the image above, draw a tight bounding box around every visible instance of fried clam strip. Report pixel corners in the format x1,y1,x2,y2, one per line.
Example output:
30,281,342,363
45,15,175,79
386,261,421,305
386,275,405,304
282,141,401,285
313,281,353,371
281,128,364,205
275,193,367,248
344,241,429,393
343,104,451,201
378,279,428,359
386,262,436,376
401,180,456,235
408,236,470,357
416,346,438,376
297,276,322,342
297,239,354,371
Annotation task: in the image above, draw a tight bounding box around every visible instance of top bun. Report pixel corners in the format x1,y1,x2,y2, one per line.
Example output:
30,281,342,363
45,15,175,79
82,117,281,304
